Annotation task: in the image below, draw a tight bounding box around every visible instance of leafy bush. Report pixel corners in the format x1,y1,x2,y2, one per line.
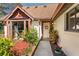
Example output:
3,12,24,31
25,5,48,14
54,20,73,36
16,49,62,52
49,22,59,44
0,38,14,56
22,28,38,45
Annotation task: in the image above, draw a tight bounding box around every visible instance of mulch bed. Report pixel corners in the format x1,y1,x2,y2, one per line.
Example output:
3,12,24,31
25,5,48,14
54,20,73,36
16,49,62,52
50,42,66,56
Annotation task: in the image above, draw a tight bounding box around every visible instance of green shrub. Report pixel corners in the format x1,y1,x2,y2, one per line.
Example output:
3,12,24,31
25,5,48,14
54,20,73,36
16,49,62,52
49,22,59,44
22,28,38,45
0,38,14,56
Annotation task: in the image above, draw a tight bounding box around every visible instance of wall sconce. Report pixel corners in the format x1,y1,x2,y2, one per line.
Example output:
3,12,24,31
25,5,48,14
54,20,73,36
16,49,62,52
52,23,55,25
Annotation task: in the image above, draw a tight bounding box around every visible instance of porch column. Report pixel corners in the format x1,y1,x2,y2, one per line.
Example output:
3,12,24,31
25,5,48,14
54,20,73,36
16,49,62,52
6,21,9,38
4,24,8,38
28,20,31,31
24,20,26,34
9,21,12,39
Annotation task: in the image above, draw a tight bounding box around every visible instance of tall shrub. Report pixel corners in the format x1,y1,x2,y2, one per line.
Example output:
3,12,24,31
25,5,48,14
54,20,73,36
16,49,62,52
22,28,38,45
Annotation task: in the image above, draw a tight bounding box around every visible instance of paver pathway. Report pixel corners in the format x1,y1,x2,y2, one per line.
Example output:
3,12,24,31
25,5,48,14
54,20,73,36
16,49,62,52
34,40,53,56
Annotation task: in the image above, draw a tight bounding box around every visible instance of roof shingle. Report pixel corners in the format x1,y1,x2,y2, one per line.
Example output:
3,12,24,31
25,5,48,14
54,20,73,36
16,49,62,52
22,4,59,19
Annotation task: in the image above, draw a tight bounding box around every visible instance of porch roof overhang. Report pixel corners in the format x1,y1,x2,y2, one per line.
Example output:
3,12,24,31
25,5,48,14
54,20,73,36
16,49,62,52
51,3,74,22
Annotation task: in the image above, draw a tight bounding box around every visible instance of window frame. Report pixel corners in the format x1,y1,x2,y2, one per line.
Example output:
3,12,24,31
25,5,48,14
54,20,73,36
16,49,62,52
66,5,79,32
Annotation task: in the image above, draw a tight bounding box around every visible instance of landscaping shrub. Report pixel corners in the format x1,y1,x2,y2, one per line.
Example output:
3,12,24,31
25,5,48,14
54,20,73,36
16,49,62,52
10,40,29,56
0,38,14,56
10,28,38,56
22,28,38,45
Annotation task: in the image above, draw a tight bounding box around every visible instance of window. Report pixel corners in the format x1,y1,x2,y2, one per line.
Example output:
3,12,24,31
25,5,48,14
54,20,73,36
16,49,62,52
66,5,79,32
0,23,4,34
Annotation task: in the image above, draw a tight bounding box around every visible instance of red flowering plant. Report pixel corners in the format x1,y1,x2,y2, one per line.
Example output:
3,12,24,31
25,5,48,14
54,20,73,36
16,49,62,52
10,40,29,56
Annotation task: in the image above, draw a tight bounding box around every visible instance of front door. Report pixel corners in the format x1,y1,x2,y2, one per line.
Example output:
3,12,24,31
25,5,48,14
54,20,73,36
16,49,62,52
43,22,50,39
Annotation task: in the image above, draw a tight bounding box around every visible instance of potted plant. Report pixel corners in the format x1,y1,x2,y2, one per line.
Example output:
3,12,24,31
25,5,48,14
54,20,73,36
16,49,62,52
54,47,62,55
49,22,59,44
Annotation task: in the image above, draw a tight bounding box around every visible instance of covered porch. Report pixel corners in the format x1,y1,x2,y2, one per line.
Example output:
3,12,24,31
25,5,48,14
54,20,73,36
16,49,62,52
4,19,31,39
3,6,32,39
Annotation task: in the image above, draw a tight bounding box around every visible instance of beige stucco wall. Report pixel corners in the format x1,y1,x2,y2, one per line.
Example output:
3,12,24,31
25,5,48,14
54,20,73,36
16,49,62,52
32,20,50,40
53,4,79,56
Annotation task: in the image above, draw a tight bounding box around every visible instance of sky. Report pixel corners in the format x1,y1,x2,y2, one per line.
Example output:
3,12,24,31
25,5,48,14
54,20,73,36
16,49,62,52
22,3,48,6
3,3,48,14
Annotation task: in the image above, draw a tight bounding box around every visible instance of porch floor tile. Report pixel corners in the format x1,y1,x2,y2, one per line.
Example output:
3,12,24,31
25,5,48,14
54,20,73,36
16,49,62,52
34,40,53,56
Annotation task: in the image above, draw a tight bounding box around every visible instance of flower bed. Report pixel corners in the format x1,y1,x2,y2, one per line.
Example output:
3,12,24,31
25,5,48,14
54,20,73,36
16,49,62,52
0,28,38,56
0,38,37,56
10,40,38,56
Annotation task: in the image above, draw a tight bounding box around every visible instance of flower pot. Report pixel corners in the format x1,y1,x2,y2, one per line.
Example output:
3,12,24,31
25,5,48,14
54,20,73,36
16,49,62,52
55,50,62,54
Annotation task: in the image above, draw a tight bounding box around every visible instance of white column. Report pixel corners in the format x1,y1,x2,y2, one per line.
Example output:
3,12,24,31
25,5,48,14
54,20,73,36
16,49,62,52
28,20,31,31
4,25,7,38
24,21,26,34
9,21,12,38
39,22,42,39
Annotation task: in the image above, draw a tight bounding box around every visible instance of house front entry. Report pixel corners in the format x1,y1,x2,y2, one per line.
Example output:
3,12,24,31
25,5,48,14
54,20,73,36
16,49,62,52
7,20,29,39
43,22,50,39
12,21,24,39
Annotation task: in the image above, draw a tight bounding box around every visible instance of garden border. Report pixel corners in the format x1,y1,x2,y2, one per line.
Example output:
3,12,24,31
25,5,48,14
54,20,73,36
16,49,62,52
32,39,41,56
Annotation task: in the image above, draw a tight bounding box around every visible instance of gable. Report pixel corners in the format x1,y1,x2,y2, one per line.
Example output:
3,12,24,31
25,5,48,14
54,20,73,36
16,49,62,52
9,8,30,20
3,6,34,21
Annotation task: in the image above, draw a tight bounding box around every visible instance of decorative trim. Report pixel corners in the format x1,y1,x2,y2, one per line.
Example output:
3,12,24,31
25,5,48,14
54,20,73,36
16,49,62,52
4,6,34,21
